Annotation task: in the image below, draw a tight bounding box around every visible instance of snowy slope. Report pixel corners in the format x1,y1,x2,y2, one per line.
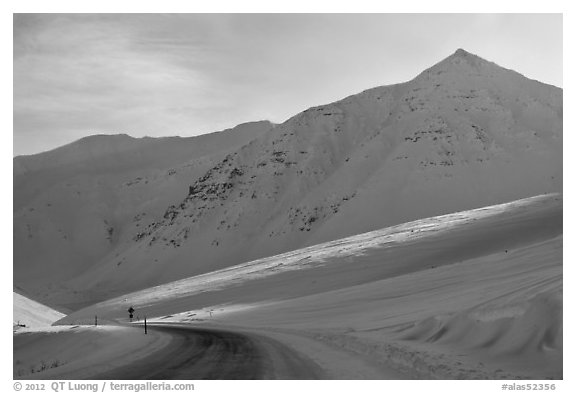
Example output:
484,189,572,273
14,49,562,308
57,194,562,379
13,121,273,309
13,292,66,329
58,193,561,321
13,325,170,379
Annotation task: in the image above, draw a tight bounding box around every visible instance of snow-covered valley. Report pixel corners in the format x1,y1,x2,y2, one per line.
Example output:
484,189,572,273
13,48,563,380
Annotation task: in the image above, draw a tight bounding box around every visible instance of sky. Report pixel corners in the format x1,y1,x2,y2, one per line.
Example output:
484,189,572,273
13,13,563,156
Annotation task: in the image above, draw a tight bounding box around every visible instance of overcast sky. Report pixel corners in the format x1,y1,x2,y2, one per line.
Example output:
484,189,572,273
13,14,562,156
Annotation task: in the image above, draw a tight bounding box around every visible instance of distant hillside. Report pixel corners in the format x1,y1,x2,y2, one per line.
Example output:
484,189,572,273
14,121,273,309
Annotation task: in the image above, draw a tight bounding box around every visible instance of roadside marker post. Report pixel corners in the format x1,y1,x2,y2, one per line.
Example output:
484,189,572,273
144,316,147,335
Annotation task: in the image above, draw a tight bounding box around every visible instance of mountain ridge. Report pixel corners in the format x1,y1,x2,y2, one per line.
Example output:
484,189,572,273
13,49,562,309
14,120,274,173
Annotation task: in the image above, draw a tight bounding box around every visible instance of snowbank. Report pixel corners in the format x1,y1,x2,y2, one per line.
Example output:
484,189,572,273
53,194,562,379
13,325,171,379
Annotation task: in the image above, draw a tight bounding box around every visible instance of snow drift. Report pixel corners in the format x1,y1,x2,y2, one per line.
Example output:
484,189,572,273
54,194,562,379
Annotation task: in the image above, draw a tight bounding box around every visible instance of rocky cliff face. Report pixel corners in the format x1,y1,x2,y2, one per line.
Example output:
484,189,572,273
14,49,562,309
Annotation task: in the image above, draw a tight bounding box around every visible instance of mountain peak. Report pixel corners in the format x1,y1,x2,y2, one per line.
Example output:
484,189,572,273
452,48,472,58
412,48,496,83
444,48,486,67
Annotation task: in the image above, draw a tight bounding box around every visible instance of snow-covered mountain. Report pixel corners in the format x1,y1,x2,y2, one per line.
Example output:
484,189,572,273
13,49,562,309
14,121,273,308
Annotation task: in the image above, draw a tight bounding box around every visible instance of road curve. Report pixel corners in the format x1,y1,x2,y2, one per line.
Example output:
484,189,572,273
92,324,326,379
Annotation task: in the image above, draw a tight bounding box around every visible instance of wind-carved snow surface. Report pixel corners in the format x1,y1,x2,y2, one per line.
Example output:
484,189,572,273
13,325,171,379
57,193,562,379
66,194,557,313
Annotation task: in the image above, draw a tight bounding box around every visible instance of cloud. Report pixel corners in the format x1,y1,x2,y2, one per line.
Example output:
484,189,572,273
14,15,221,151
